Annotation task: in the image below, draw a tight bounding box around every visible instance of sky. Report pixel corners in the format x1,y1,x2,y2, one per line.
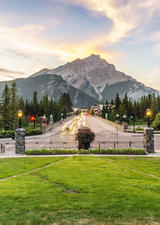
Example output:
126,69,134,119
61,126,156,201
0,0,160,89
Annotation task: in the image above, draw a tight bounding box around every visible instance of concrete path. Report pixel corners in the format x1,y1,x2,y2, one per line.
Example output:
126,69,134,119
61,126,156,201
1,152,160,158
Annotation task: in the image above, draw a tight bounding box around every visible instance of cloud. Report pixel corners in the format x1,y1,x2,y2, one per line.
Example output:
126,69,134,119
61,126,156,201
0,22,117,65
58,0,160,44
145,67,160,89
0,68,26,80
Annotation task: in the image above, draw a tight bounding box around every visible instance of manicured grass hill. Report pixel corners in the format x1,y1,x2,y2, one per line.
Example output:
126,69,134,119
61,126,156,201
0,156,160,225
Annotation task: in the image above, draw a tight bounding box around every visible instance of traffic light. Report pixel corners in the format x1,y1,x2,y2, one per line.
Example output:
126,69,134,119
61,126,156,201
30,115,36,129
130,113,135,132
130,113,135,120
30,115,35,121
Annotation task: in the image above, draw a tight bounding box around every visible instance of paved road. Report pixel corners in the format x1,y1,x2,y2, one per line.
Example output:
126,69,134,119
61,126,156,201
0,114,160,155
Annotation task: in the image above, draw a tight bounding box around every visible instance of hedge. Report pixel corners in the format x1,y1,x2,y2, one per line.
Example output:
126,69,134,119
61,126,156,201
90,148,147,155
25,129,42,136
0,130,15,138
25,148,147,155
0,128,42,139
25,149,78,155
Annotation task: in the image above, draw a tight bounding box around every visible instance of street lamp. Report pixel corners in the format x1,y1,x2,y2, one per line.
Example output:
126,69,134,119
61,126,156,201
130,113,135,132
123,114,127,121
50,114,53,122
116,114,120,119
146,109,152,127
17,110,23,128
115,114,120,124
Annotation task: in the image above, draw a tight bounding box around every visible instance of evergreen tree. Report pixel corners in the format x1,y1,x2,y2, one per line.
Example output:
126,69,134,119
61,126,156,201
1,84,11,130
101,105,106,118
33,91,39,116
115,93,121,111
10,82,19,130
19,97,25,112
59,93,73,112
25,99,30,117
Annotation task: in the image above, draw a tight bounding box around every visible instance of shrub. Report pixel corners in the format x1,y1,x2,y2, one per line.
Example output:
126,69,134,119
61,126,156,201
136,127,144,131
75,129,95,150
0,130,15,138
152,113,160,130
90,148,147,155
25,128,42,136
0,128,42,139
25,149,78,155
79,149,90,154
25,148,147,155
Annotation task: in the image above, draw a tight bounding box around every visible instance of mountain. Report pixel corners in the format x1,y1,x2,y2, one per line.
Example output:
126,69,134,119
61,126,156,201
0,74,99,108
0,54,159,108
31,54,159,101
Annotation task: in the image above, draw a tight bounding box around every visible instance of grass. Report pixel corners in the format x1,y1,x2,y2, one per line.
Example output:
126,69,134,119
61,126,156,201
1,156,160,224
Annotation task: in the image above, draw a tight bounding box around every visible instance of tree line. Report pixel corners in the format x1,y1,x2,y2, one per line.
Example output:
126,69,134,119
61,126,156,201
101,93,160,124
0,82,73,131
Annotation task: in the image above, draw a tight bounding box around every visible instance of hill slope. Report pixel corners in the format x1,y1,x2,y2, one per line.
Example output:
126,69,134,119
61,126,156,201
0,74,99,108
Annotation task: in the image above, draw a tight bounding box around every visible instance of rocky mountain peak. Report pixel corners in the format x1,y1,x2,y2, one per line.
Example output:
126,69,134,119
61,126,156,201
29,54,159,104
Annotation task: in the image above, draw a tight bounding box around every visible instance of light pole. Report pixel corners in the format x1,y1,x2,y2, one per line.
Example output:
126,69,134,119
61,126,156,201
116,114,120,124
146,109,152,127
17,110,23,128
122,114,128,131
123,114,127,121
130,113,135,132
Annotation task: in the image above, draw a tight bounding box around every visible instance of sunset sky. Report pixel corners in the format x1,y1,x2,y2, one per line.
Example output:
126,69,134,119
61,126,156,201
0,0,160,89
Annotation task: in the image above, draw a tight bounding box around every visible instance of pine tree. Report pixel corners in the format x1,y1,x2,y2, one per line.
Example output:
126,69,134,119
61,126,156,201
1,84,11,130
101,105,106,118
19,97,25,112
33,91,39,116
115,93,121,111
59,93,73,112
10,82,19,130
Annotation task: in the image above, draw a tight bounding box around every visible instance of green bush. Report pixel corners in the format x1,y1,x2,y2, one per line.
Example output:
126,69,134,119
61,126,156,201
0,130,15,138
25,128,42,136
136,127,144,131
152,113,160,130
25,148,147,155
90,148,147,155
0,128,42,139
25,149,78,155
79,149,90,154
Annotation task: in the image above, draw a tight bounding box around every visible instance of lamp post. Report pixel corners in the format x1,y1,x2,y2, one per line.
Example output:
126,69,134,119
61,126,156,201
123,114,127,121
16,110,25,154
146,109,152,127
122,114,128,131
130,113,135,132
115,114,120,124
17,110,23,128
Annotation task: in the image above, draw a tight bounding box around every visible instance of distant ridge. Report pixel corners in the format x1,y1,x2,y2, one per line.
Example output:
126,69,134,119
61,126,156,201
31,54,159,101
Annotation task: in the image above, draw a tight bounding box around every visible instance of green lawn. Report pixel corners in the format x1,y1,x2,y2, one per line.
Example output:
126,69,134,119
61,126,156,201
1,156,160,225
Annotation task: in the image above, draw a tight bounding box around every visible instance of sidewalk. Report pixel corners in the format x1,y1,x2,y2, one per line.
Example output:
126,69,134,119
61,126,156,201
1,152,160,158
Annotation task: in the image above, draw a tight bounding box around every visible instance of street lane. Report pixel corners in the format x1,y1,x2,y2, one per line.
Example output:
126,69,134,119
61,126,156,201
1,113,160,154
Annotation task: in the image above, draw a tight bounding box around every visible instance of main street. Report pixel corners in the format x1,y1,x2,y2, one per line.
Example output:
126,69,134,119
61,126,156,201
1,113,160,154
